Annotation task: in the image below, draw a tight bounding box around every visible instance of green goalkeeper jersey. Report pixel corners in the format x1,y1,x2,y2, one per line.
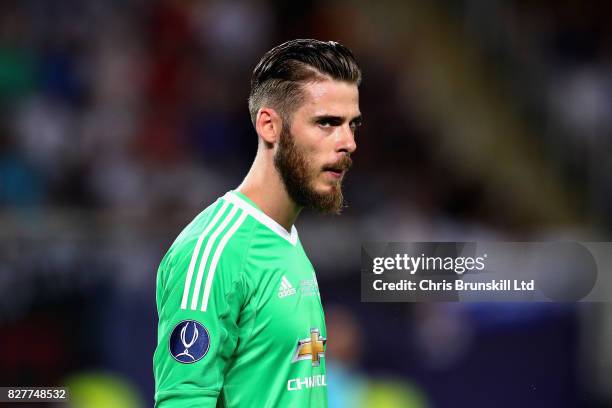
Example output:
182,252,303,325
154,190,328,407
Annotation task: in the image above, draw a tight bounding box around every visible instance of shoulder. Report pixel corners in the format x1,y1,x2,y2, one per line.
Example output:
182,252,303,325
156,194,261,310
162,195,259,279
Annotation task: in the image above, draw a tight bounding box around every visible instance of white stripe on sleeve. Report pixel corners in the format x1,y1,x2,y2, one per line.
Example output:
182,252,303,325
190,205,240,310
180,201,230,310
200,211,248,312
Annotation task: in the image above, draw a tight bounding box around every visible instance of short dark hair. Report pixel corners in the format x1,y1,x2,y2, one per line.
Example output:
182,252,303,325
248,39,362,127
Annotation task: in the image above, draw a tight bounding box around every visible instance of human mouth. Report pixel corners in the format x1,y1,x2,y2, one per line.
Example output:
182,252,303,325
322,157,352,179
323,169,343,179
322,164,347,179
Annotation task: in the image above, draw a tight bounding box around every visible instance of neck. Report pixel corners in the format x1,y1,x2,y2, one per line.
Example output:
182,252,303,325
237,150,301,232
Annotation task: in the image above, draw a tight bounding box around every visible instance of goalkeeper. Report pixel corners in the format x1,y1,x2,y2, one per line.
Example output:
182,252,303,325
154,39,362,407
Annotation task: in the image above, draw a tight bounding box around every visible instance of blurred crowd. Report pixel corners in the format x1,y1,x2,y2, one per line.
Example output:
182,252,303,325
3,0,611,229
462,0,612,225
0,0,611,407
0,0,266,212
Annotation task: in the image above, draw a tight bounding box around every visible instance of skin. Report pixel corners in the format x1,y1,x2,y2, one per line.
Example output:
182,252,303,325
238,77,361,232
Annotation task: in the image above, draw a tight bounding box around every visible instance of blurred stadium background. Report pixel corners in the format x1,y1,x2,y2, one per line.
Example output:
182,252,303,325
1,0,611,407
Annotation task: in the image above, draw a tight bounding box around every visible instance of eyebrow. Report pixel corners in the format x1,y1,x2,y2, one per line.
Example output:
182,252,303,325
313,114,363,124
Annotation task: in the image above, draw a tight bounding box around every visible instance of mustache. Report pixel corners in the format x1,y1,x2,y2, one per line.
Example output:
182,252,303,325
325,155,353,172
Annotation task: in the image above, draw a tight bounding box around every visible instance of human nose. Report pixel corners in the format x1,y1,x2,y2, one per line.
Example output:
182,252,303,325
336,124,357,154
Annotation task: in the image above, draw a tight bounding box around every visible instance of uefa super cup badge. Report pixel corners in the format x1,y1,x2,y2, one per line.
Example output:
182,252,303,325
169,320,210,363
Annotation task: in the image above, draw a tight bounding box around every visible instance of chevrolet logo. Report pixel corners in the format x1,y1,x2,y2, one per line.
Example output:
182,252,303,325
292,328,326,367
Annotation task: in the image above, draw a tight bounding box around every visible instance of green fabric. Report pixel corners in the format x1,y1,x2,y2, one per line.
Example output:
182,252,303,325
154,191,327,407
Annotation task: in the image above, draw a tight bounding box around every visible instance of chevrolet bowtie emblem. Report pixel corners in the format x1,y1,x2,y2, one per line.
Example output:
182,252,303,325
292,328,326,367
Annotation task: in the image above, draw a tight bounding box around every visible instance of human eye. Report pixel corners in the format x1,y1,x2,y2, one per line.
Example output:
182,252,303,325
349,118,362,131
316,117,341,128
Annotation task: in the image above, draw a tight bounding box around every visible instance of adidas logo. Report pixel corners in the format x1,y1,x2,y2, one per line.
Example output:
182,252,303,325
278,276,297,298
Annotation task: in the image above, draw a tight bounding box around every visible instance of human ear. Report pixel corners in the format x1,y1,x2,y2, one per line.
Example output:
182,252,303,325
256,107,282,145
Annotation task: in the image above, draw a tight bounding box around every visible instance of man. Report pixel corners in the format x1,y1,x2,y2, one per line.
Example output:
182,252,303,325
154,39,362,407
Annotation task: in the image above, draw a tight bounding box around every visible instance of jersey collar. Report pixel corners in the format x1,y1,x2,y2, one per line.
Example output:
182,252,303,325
223,191,299,246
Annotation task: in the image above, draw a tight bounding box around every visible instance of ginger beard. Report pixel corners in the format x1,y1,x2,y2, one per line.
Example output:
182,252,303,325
274,124,352,214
